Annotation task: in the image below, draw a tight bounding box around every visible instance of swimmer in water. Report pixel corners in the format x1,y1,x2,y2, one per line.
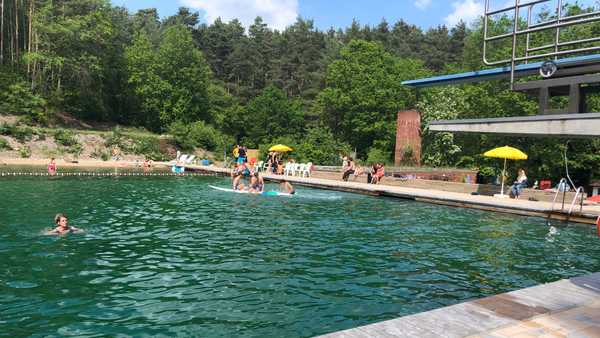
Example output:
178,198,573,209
280,179,295,195
47,213,83,235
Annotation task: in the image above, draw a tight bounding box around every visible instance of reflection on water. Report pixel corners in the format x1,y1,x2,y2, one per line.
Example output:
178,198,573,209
1,176,599,337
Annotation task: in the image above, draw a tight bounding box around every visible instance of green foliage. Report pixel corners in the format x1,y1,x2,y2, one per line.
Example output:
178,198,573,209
53,129,79,147
126,25,212,131
91,147,108,161
238,85,305,148
366,147,391,165
19,146,32,158
131,136,168,160
168,120,231,153
295,127,352,165
0,82,48,124
315,39,428,157
0,123,35,143
68,144,84,157
0,138,12,151
104,127,129,151
418,87,464,167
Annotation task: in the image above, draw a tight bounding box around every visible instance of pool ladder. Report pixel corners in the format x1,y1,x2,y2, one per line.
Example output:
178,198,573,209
550,178,585,219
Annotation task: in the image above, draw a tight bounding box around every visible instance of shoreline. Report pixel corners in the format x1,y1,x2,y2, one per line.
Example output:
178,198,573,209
0,158,170,169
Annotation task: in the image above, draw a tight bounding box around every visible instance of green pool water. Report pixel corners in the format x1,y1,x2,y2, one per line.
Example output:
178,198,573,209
1,176,599,337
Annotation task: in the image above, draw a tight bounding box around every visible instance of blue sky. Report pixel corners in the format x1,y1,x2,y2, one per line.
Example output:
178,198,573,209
110,0,487,30
110,0,598,31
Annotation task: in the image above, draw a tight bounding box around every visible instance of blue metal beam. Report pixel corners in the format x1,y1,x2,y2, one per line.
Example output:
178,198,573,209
402,54,600,88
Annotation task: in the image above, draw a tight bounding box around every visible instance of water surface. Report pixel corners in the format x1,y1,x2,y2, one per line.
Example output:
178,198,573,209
1,176,599,337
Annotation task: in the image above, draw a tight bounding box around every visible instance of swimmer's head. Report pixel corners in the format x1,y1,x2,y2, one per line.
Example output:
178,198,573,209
54,213,68,226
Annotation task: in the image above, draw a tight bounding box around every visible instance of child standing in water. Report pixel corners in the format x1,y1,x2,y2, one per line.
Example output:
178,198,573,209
47,158,57,176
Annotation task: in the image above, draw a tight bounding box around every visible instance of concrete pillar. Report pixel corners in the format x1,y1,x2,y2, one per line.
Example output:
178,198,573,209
395,110,421,166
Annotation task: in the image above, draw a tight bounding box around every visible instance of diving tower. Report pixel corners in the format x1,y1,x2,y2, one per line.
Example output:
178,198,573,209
402,0,600,137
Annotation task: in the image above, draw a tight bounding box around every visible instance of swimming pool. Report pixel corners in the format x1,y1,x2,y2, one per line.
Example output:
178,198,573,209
1,176,599,337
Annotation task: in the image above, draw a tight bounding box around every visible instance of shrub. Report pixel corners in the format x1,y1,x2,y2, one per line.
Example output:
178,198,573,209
104,127,131,152
295,127,352,165
131,136,168,161
0,138,12,151
0,124,35,143
0,82,48,124
19,146,31,158
168,121,227,152
366,147,391,165
53,129,78,147
68,143,83,157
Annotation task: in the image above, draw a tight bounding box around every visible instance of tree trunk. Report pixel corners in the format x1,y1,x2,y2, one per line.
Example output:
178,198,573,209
0,0,4,64
14,0,18,60
27,0,32,74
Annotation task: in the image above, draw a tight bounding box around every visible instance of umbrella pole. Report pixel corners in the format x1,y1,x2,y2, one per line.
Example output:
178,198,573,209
501,158,507,196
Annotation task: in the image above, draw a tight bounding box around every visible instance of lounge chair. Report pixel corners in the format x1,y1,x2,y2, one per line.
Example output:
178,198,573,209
185,155,196,164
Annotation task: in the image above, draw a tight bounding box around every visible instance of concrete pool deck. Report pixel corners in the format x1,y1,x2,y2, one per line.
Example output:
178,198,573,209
318,272,600,338
187,165,600,225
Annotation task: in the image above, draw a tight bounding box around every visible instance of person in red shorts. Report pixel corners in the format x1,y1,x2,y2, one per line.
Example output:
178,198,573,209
47,158,57,176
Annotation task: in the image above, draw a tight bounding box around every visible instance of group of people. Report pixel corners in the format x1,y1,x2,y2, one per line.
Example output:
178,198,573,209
341,156,385,184
232,145,248,164
231,160,295,194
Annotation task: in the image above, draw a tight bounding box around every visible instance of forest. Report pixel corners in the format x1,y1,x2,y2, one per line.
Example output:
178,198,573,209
1,0,599,185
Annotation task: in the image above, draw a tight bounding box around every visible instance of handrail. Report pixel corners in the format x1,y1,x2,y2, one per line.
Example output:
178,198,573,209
568,186,586,215
550,178,568,212
482,0,600,86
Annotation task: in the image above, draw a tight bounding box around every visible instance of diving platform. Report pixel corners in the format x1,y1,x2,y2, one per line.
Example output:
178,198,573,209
401,0,600,137
429,112,600,137
401,54,600,88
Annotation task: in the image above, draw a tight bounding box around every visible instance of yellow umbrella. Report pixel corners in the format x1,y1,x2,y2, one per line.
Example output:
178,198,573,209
269,144,293,152
483,146,528,197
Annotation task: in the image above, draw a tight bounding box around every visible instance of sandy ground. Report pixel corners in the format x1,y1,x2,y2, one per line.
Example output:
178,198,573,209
0,157,171,169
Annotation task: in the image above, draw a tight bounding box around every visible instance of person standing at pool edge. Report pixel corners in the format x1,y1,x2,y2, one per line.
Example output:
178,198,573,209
48,214,83,235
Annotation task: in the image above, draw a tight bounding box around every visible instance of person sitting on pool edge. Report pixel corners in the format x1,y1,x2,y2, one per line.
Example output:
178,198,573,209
47,213,83,235
280,179,295,195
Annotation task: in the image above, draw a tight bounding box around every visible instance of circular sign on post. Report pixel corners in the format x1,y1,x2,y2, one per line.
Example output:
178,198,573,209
540,61,558,78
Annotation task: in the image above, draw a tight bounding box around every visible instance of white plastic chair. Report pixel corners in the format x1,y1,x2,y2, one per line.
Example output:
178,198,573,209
300,162,312,177
178,154,189,163
185,155,196,164
254,161,264,172
284,162,294,176
295,164,306,177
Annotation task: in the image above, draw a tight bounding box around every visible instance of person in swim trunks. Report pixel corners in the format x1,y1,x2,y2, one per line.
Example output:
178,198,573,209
48,213,83,235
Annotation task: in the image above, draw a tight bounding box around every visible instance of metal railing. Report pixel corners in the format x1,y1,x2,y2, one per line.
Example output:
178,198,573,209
568,186,585,215
550,178,568,212
483,0,600,85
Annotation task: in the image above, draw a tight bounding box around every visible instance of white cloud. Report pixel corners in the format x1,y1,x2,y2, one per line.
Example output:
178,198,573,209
444,0,484,27
414,0,432,10
180,0,298,31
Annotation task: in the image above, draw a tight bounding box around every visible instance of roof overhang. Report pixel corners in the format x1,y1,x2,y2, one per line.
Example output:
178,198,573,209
429,113,600,137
